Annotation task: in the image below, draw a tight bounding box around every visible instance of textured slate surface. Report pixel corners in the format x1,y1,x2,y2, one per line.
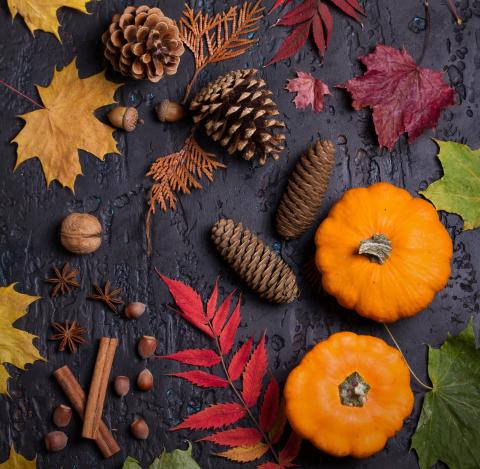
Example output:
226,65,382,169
0,0,479,468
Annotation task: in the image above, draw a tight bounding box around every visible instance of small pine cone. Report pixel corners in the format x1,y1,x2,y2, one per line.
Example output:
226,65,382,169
102,5,185,83
276,140,335,240
190,69,286,165
211,219,299,304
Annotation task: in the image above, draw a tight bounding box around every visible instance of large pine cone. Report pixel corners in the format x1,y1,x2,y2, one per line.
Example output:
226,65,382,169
190,69,286,165
102,5,185,83
212,218,299,304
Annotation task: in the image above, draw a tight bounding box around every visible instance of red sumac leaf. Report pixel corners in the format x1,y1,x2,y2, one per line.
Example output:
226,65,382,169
206,279,219,320
167,370,228,388
269,0,294,13
228,337,254,381
212,290,236,335
269,400,287,444
171,402,246,431
277,0,316,27
279,431,303,465
160,349,221,367
219,297,241,355
266,20,311,66
318,3,333,46
260,377,280,432
198,427,262,447
242,335,268,407
330,0,363,22
312,13,326,56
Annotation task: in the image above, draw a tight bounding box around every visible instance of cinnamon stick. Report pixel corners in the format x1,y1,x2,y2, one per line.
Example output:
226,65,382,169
83,337,118,439
53,365,120,458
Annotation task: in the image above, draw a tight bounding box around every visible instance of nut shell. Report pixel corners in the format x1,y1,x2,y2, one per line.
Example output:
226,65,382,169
52,405,72,428
125,302,146,319
113,376,130,397
156,100,185,122
137,369,154,391
60,213,102,255
137,336,157,358
130,418,149,439
45,431,68,452
107,106,139,132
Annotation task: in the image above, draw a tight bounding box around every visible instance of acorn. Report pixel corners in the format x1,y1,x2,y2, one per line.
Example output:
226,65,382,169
130,418,149,440
107,106,139,132
155,99,185,122
113,376,130,397
137,336,157,359
125,302,146,320
44,431,68,452
137,369,154,392
52,405,72,428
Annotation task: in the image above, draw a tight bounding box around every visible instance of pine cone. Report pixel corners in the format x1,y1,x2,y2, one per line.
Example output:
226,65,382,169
102,5,185,83
211,218,299,304
276,140,335,240
190,69,286,165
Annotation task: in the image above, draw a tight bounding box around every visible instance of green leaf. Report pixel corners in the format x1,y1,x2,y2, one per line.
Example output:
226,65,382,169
411,320,480,469
420,140,480,230
122,456,142,469
149,442,201,469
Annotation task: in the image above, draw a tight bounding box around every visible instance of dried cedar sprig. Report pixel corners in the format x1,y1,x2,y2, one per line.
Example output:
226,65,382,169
211,218,299,304
276,139,335,240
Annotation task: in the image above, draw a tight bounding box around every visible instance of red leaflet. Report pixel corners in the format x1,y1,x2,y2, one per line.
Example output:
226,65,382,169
269,0,294,13
266,20,311,66
279,431,303,466
160,349,221,367
228,337,254,381
339,45,455,150
277,0,316,26
269,402,287,444
199,427,263,447
330,0,362,22
219,297,241,355
286,71,330,113
318,3,333,45
242,335,268,407
206,279,219,320
258,463,282,469
168,370,229,388
212,290,236,335
171,402,246,431
260,377,280,432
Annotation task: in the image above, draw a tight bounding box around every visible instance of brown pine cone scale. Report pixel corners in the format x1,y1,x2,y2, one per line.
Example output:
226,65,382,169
212,218,299,304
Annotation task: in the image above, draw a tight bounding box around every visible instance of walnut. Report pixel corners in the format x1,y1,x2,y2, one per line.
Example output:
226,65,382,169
60,213,102,255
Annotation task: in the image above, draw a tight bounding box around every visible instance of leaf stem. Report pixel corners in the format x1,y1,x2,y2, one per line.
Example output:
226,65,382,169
417,0,431,66
0,78,45,110
383,324,433,391
182,67,203,105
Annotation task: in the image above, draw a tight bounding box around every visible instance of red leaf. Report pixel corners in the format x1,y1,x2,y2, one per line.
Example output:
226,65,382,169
160,349,221,367
265,20,311,66
212,290,236,335
258,463,282,469
171,402,246,431
279,431,303,465
157,272,214,338
219,297,241,355
330,0,363,21
260,377,280,432
269,401,287,444
311,14,325,56
277,0,316,26
242,335,268,407
269,0,294,13
198,427,262,447
206,279,219,320
339,45,456,150
167,370,229,388
228,337,254,381
286,71,331,113
318,3,333,46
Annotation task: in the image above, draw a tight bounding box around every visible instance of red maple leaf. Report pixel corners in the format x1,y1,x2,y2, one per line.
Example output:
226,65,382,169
267,0,365,65
260,377,280,432
242,335,268,407
286,71,330,112
339,45,456,150
167,370,229,388
159,348,221,367
199,427,263,447
228,337,254,381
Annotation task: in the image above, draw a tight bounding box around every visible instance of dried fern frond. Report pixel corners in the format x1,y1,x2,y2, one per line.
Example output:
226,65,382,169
180,1,264,103
146,136,225,253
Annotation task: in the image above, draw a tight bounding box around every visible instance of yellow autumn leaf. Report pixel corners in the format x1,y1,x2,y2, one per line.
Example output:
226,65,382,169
0,284,44,397
0,446,36,469
12,59,121,192
216,442,269,463
7,0,91,41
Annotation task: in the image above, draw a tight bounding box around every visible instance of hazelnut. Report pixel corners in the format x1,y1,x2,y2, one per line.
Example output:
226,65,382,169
52,404,72,428
44,431,68,452
137,336,157,359
107,106,140,132
60,213,102,255
113,376,130,397
155,99,185,122
137,369,154,391
130,418,149,440
125,302,146,320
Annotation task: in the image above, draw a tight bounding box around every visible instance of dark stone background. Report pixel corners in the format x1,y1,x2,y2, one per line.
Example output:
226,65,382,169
0,0,478,468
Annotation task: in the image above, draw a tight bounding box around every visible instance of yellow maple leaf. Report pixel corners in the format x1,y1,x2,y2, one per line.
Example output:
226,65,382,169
12,59,121,191
7,0,90,41
0,446,36,469
0,284,44,397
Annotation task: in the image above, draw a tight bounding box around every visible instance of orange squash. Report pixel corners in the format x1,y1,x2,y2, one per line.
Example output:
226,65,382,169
284,331,414,458
315,182,452,322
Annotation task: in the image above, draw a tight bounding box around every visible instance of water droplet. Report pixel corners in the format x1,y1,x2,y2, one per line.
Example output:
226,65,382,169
337,135,347,145
466,109,473,117
272,241,281,252
408,16,426,33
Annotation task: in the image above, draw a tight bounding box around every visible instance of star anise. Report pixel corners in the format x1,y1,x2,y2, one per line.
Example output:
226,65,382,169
88,281,124,313
50,321,87,353
46,263,80,297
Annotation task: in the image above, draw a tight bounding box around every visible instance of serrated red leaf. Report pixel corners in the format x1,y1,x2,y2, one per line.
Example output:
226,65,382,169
228,337,254,381
219,297,241,354
286,71,331,113
339,45,456,150
206,279,219,320
269,0,294,13
171,402,246,431
330,0,362,21
258,463,282,469
312,14,326,56
260,377,280,432
279,431,302,465
160,349,221,367
265,20,311,66
167,370,229,388
242,335,268,407
198,427,262,447
277,0,316,26
212,290,236,335
318,3,333,46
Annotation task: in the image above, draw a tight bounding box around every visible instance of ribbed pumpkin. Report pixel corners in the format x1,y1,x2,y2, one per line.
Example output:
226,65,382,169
284,331,414,458
315,182,452,322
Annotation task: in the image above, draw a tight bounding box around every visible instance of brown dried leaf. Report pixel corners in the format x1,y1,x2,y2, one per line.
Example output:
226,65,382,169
216,442,269,463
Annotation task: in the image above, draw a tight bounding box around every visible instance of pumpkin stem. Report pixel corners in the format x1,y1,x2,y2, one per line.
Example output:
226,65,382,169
358,233,392,264
339,372,370,407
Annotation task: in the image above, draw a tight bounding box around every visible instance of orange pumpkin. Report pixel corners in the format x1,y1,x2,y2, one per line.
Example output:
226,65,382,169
284,331,414,458
315,182,452,322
